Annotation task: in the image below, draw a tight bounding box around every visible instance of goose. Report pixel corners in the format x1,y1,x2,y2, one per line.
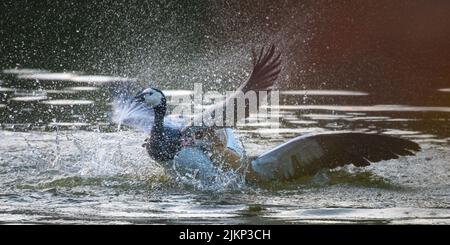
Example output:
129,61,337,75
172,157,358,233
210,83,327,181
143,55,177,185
120,45,420,183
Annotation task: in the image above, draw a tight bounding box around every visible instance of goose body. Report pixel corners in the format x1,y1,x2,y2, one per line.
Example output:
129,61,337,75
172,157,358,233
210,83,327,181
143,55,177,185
146,126,182,161
133,88,183,161
122,45,420,184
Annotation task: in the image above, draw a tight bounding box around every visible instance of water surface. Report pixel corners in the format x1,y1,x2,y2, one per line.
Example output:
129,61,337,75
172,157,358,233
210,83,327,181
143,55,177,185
1,70,449,224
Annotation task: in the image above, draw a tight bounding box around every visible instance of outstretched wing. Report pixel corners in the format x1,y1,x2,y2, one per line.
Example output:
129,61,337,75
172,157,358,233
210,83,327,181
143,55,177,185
239,44,282,93
182,45,282,131
251,132,420,180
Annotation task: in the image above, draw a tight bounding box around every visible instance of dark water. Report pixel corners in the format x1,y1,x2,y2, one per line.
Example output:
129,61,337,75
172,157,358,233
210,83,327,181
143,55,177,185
1,69,449,224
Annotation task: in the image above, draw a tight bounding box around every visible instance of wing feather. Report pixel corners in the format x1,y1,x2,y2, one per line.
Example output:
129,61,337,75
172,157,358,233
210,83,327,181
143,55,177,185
251,132,421,180
182,45,282,131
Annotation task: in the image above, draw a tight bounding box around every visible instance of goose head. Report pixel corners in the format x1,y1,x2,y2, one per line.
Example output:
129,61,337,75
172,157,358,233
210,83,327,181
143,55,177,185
134,88,165,108
134,88,167,125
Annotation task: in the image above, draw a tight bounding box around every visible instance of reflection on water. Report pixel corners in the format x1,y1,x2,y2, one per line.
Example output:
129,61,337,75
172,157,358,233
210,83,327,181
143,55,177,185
280,90,368,96
15,70,133,84
0,70,449,224
2,68,49,74
160,90,194,96
41,99,94,105
10,95,48,102
0,87,16,92
49,122,90,127
267,104,450,113
302,113,351,120
66,86,99,91
18,72,75,81
286,120,317,125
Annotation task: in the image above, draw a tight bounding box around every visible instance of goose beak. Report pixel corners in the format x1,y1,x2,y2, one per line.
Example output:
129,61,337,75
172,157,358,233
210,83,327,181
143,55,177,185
133,93,145,103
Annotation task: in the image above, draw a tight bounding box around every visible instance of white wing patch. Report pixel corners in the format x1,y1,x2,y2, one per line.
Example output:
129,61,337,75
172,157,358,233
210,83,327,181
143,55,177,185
251,136,324,180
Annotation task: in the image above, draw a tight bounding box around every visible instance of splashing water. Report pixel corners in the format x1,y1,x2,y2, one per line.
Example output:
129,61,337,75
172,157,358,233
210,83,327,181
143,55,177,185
111,97,189,133
169,146,248,192
112,98,155,133
110,96,248,191
19,129,247,192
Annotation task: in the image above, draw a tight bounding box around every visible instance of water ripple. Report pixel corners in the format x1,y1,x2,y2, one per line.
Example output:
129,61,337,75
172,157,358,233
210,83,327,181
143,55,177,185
280,90,368,96
41,100,94,105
